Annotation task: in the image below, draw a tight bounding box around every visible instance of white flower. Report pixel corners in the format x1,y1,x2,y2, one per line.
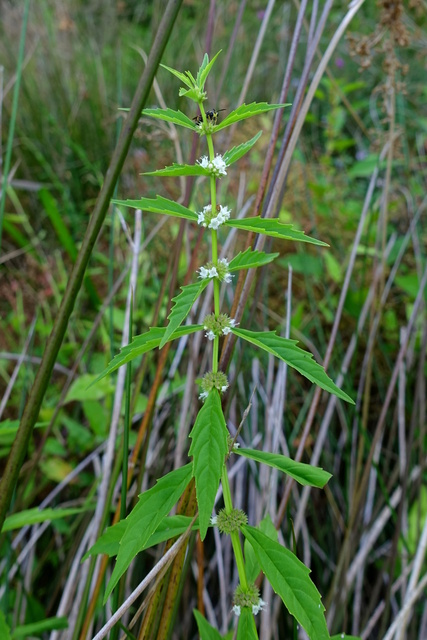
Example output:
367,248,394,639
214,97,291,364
208,267,218,278
218,205,231,221
222,326,231,335
198,266,210,279
197,211,207,226
211,154,227,176
210,515,217,525
232,605,241,617
199,391,209,401
197,155,209,169
252,599,267,615
205,330,216,341
209,217,220,230
223,272,233,283
221,384,229,393
218,258,229,268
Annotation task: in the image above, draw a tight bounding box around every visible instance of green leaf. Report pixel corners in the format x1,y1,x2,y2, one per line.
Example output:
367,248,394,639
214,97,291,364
245,515,278,583
141,107,196,130
193,609,224,640
64,374,114,403
197,50,222,89
143,163,209,178
105,464,193,601
237,608,258,639
189,391,228,540
160,280,210,348
330,635,361,640
223,132,262,166
232,328,354,404
112,195,198,221
91,325,202,385
84,515,199,560
235,449,332,488
214,102,290,132
242,526,330,640
225,217,328,246
12,617,68,636
0,610,11,640
1,506,91,533
228,248,279,272
160,63,194,89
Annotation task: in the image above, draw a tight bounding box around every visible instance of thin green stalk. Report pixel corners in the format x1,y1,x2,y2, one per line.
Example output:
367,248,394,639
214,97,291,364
0,0,30,252
0,0,184,533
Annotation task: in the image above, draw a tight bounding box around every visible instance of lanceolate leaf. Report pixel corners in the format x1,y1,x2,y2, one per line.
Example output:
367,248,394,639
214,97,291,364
225,217,328,246
141,107,196,130
84,515,198,560
112,195,198,221
228,248,279,272
189,391,228,540
223,132,262,166
1,506,91,533
214,102,290,132
237,608,258,639
105,464,193,601
197,50,222,90
92,325,202,385
235,449,332,488
160,280,210,347
193,610,224,640
242,526,330,640
160,63,194,89
231,328,354,404
143,163,210,178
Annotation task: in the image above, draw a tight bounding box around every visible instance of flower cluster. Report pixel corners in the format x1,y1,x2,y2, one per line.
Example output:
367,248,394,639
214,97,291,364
215,508,248,534
197,154,227,177
203,313,236,340
197,204,231,230
199,370,229,400
232,583,267,617
198,258,233,283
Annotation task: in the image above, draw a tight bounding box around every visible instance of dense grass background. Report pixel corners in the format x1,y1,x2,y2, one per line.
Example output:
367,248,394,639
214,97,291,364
1,1,426,638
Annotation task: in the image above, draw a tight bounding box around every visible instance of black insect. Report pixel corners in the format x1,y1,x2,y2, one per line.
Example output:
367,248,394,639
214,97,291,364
193,108,226,126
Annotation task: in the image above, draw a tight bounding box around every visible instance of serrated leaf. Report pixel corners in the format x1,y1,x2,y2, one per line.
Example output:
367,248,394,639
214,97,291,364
91,325,202,385
105,464,193,601
189,391,228,540
193,610,224,640
141,107,196,130
225,217,328,246
235,449,331,488
242,526,330,640
143,163,210,178
214,102,290,132
197,50,222,89
232,328,354,403
84,515,198,560
160,63,194,89
228,248,279,272
223,132,262,166
160,280,210,348
112,195,198,221
1,506,91,533
237,607,258,639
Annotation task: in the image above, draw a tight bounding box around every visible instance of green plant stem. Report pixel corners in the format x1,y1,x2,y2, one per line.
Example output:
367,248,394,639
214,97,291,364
0,0,184,532
221,467,248,590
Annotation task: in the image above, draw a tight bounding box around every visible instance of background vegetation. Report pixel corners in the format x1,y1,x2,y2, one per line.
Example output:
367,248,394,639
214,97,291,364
1,0,426,638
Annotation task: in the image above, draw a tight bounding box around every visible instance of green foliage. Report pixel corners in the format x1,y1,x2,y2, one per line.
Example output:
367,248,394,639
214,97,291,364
1,506,92,533
237,607,258,639
189,390,229,540
235,448,332,487
242,526,330,640
112,195,198,221
223,132,262,166
225,217,329,246
213,102,290,131
160,280,210,348
228,248,279,272
104,464,193,600
231,328,354,403
141,107,196,129
193,609,224,640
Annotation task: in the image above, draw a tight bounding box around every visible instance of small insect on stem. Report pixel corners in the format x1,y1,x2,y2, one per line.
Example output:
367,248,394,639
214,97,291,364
193,108,226,126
